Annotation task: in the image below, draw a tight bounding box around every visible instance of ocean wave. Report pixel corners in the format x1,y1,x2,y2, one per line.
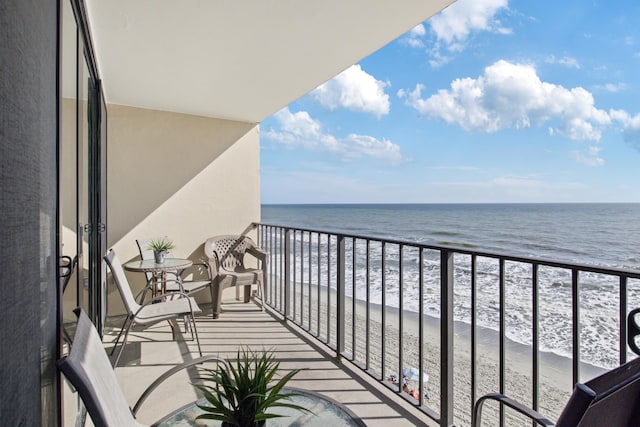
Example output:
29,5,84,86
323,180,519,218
265,203,640,369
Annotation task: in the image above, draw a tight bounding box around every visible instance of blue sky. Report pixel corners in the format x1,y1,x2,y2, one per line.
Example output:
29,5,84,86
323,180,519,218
260,0,640,204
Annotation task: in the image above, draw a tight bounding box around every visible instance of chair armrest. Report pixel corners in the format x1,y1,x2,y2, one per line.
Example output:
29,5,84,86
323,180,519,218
246,246,268,264
134,291,192,314
178,261,212,281
132,355,229,415
148,291,190,302
473,393,555,427
206,254,221,278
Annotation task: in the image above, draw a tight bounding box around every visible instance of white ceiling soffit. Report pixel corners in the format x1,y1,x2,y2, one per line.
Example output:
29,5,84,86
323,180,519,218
86,0,455,124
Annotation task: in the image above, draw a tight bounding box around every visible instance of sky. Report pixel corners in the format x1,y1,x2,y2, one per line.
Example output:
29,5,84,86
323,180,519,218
260,0,640,204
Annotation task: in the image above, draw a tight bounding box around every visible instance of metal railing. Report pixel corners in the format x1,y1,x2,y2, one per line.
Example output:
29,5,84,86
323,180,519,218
255,223,640,426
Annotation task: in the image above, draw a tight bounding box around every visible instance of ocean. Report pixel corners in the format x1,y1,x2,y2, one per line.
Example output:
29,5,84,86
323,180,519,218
261,203,640,368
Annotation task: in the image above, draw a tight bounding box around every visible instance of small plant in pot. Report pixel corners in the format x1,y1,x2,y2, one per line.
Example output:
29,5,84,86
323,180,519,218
147,237,175,264
195,348,311,427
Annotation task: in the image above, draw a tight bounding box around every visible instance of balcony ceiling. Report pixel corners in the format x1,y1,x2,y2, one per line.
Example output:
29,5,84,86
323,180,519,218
86,0,455,123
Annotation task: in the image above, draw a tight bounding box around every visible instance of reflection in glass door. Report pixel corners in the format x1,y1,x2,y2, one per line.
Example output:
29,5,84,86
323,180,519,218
59,0,108,421
59,0,107,345
78,51,90,316
60,0,79,338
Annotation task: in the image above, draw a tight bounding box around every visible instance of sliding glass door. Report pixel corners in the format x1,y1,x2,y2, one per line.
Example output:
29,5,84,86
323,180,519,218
59,0,108,421
59,0,107,345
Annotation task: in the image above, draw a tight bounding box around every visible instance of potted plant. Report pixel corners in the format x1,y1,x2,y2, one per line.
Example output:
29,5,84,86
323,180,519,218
147,237,175,264
195,348,311,427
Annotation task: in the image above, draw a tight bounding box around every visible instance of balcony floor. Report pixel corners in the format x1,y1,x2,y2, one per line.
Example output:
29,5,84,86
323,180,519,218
96,296,435,426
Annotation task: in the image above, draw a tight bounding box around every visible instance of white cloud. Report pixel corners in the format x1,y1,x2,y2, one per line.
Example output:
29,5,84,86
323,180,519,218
571,146,605,166
428,50,453,68
429,0,510,48
610,109,640,148
402,24,427,48
410,23,426,37
264,107,403,163
310,65,390,118
545,55,580,69
401,0,510,67
593,83,627,93
398,60,611,142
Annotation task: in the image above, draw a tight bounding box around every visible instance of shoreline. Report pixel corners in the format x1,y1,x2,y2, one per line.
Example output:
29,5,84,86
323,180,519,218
276,284,596,425
383,301,606,380
346,297,576,425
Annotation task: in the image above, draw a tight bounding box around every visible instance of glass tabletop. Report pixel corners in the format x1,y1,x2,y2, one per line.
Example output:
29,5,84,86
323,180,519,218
155,388,365,427
124,258,193,272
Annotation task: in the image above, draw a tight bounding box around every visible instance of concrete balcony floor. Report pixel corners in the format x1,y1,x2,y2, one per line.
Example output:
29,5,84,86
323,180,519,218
86,296,435,426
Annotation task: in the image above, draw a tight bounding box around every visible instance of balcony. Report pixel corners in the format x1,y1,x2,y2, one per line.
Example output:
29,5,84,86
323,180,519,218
83,299,433,427
63,223,640,427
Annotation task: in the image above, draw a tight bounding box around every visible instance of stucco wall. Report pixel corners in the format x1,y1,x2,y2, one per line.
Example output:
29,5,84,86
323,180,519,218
105,104,261,309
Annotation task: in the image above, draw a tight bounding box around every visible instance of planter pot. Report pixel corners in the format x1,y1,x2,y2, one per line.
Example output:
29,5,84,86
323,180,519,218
153,250,166,264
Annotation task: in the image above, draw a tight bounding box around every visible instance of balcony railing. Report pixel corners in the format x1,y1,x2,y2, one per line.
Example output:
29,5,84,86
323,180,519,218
255,223,640,426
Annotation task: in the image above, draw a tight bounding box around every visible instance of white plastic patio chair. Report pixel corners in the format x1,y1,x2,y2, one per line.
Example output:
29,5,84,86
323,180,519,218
204,235,268,319
104,249,203,367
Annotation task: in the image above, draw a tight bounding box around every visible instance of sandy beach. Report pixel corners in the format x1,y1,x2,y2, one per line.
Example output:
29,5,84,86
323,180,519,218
273,284,604,426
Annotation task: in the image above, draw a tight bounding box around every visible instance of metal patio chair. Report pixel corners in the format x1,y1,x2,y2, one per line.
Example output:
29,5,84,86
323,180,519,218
204,235,268,319
472,355,640,426
135,238,214,306
104,249,203,367
57,307,228,427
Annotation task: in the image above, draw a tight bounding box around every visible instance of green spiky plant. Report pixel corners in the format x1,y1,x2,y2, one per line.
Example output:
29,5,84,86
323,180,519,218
147,237,175,253
195,348,311,427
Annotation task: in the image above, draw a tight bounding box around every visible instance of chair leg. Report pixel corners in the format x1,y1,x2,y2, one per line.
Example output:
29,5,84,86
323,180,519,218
190,313,203,357
258,280,265,311
243,284,252,303
212,281,225,319
113,319,135,367
110,316,130,356
235,282,240,301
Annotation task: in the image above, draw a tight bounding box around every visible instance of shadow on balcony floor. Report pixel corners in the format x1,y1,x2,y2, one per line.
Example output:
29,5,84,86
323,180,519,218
99,299,435,427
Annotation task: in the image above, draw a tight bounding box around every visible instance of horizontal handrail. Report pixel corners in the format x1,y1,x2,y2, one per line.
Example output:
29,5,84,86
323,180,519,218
257,222,640,278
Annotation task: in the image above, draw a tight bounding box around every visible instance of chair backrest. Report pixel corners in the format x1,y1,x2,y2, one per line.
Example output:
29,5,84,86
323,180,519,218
104,249,141,316
555,356,640,426
204,235,254,270
57,308,141,427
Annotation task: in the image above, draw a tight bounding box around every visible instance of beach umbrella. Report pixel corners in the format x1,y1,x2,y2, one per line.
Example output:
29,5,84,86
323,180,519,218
402,367,429,383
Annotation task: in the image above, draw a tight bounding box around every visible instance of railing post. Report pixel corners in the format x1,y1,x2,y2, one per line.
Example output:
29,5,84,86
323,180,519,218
337,234,346,356
284,227,291,320
620,275,628,365
571,268,580,384
572,268,580,386
441,249,455,427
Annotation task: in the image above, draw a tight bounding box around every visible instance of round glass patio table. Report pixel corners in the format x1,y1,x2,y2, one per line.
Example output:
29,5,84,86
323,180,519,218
124,258,193,297
155,387,365,427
